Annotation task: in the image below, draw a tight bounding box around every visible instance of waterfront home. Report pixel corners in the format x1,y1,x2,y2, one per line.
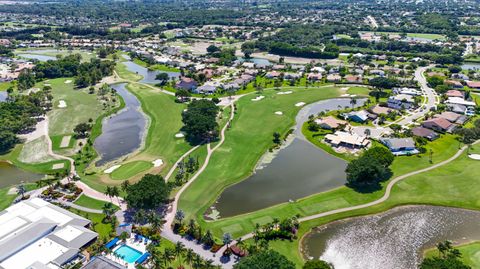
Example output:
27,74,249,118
195,83,217,95
393,87,421,96
422,117,456,133
412,127,439,141
369,104,394,116
176,77,198,91
434,111,468,124
344,110,369,123
380,138,419,155
324,131,370,149
444,80,464,89
445,97,476,108
445,90,464,98
314,116,347,130
466,81,480,89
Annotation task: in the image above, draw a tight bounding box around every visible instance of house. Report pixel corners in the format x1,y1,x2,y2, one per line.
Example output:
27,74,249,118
345,74,362,83
412,127,439,141
444,80,463,89
311,66,325,73
435,111,467,124
452,73,469,81
422,117,456,133
445,90,464,98
345,110,369,123
393,87,421,96
446,97,476,108
370,69,385,76
195,84,217,95
387,94,415,110
326,74,341,82
222,82,240,91
0,198,98,269
369,105,394,116
380,138,419,155
82,256,126,269
284,72,302,80
466,81,480,89
265,71,281,79
314,116,347,130
324,131,370,149
307,73,323,81
176,77,198,91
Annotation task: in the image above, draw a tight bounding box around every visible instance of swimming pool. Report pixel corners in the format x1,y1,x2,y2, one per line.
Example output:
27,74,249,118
114,245,143,263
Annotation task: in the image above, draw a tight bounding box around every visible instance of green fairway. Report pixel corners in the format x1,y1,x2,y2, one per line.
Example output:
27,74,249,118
347,86,370,96
74,194,120,211
178,86,342,226
39,78,109,137
424,242,480,268
109,161,153,180
116,62,142,81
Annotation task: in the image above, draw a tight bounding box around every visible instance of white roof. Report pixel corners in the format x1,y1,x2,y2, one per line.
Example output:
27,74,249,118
54,225,83,242
25,206,73,226
0,238,68,269
446,97,476,107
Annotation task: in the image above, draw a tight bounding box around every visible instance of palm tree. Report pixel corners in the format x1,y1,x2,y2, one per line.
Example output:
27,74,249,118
104,186,113,202
185,248,195,267
16,184,26,199
193,254,203,269
133,209,146,224
222,233,232,248
111,186,120,205
174,242,185,266
102,202,115,221
236,237,245,250
162,248,174,267
175,209,185,225
350,97,357,108
121,180,130,192
148,213,162,233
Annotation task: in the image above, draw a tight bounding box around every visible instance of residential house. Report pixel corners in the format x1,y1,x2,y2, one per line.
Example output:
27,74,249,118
195,84,217,95
345,74,363,83
444,80,463,89
370,69,385,76
445,90,464,98
314,116,347,130
387,94,415,110
434,111,467,125
176,77,198,91
380,138,419,155
265,71,281,79
345,110,369,123
422,117,456,133
466,81,480,89
369,105,394,116
324,131,370,149
307,73,323,81
326,74,341,82
412,127,439,141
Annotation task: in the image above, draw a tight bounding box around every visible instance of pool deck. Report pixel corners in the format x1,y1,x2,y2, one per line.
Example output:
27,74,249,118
105,234,149,269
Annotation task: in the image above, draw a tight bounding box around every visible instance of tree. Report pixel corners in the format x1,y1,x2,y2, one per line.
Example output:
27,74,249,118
0,131,18,153
207,45,220,54
175,88,191,102
362,147,394,167
427,76,444,88
182,99,219,144
74,123,92,138
303,260,333,269
420,241,470,269
155,72,169,85
369,77,398,89
345,147,393,189
222,233,232,248
273,132,282,145
121,180,130,192
102,202,116,221
234,250,295,269
175,209,185,225
125,174,170,210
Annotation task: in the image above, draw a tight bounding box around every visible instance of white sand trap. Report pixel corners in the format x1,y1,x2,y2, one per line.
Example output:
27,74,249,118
341,94,351,97
52,163,65,170
251,95,265,101
175,133,185,138
295,102,306,107
58,100,67,108
64,80,72,84
59,135,71,148
275,111,283,115
44,83,51,87
341,87,349,91
277,91,293,95
469,154,480,160
152,159,163,167
104,165,121,174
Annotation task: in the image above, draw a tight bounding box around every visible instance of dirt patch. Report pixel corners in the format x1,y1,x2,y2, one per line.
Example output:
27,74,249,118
60,135,71,148
18,135,57,164
52,163,65,169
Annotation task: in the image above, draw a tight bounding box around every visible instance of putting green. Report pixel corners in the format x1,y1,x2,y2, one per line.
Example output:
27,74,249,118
109,161,153,180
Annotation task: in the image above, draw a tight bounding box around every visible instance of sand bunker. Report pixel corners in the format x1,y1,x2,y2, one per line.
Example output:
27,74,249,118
295,102,306,107
64,80,72,84
58,100,67,108
341,87,349,91
469,154,480,160
251,95,265,101
175,133,185,138
152,159,163,167
277,91,293,95
104,165,121,174
275,111,283,115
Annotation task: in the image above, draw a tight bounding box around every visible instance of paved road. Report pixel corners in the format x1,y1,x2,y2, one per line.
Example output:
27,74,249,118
395,66,438,126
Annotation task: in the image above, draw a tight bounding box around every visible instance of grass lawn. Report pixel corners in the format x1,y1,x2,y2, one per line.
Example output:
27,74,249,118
116,61,142,81
74,194,120,211
110,161,153,180
68,208,114,240
424,242,480,268
0,81,11,91
0,183,36,210
347,86,370,96
51,134,75,151
178,86,342,228
38,78,108,137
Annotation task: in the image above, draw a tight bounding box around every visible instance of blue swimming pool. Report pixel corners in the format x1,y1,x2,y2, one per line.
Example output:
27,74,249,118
114,245,143,263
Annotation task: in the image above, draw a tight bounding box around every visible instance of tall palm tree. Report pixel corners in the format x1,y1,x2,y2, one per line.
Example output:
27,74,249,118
104,186,113,202
185,248,195,267
121,180,130,192
111,186,120,205
148,213,162,233
193,254,203,269
102,202,115,221
174,242,185,267
175,209,185,226
222,233,232,248
162,248,174,267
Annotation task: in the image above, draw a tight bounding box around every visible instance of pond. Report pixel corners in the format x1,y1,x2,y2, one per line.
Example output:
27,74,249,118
213,98,366,218
238,57,272,66
462,62,480,71
16,53,57,62
121,61,180,84
302,205,480,269
0,91,7,102
93,83,147,166
0,161,43,188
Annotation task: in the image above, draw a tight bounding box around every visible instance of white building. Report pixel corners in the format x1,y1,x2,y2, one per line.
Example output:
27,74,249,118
0,198,97,269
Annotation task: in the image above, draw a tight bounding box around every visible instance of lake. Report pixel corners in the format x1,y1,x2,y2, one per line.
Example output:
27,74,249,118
462,62,480,71
16,53,57,62
0,162,43,188
302,205,480,269
0,91,7,102
121,61,180,84
93,83,147,166
214,98,366,218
